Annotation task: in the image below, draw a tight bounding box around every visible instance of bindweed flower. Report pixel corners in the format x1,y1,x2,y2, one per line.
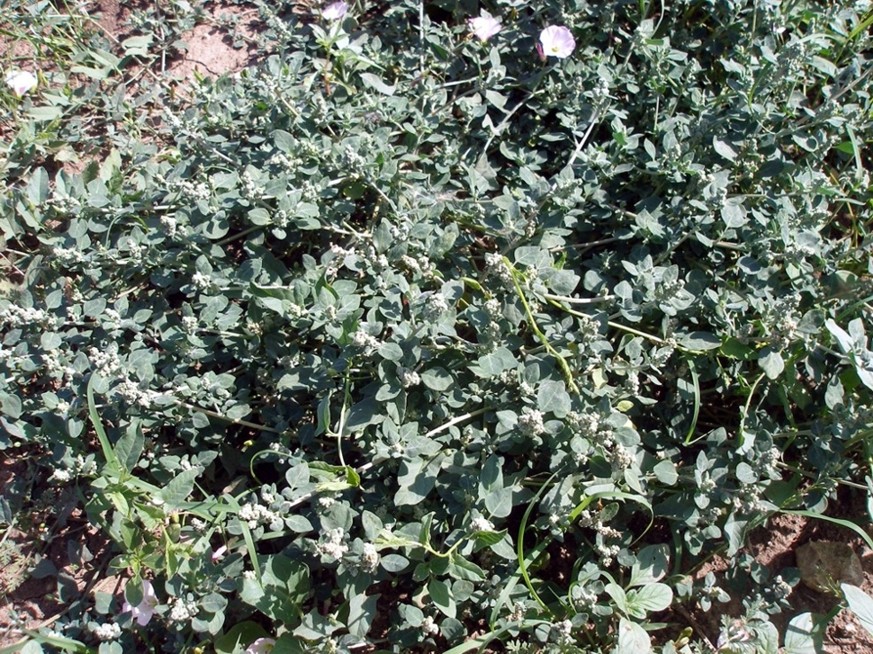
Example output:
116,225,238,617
468,10,502,42
322,1,348,21
5,70,37,96
538,25,576,59
211,544,228,561
245,638,276,654
122,578,158,627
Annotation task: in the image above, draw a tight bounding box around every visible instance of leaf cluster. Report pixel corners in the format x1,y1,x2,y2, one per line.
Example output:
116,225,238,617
1,0,872,652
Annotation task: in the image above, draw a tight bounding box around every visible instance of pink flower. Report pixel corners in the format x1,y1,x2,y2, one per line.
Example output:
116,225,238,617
322,1,348,21
5,70,37,96
468,11,502,42
211,545,228,561
122,578,158,627
245,638,276,654
539,25,576,59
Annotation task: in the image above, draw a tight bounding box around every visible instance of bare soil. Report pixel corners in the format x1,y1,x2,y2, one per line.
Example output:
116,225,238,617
91,0,263,80
167,5,263,80
687,511,873,653
0,455,114,648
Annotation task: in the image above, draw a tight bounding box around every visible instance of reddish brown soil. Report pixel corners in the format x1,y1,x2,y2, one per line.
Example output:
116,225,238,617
168,5,263,80
686,512,873,653
0,456,114,648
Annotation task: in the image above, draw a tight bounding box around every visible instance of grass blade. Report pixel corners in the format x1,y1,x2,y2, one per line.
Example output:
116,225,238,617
86,374,122,475
780,509,873,551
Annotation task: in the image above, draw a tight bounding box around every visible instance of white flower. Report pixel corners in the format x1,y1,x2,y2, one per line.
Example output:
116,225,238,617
49,468,72,483
169,598,199,622
470,516,495,532
399,368,421,388
517,407,545,437
92,622,121,641
351,327,380,351
361,543,380,571
191,271,211,290
468,11,502,42
422,293,449,321
169,601,188,622
322,1,348,20
122,579,158,627
317,528,349,561
539,25,576,59
422,615,439,636
245,638,276,654
5,70,37,96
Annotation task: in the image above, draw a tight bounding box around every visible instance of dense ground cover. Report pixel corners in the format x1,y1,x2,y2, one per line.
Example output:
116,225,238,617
1,0,872,652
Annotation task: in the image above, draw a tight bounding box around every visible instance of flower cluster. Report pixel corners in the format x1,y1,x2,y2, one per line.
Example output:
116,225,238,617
399,367,421,388
517,407,546,437
351,325,381,353
360,543,380,572
91,622,121,641
317,528,350,562
470,516,495,533
49,455,97,483
239,501,284,532
169,597,200,623
466,11,575,59
0,303,55,329
421,615,439,636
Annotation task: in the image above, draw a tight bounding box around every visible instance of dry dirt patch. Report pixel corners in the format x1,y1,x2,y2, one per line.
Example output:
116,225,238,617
91,0,263,81
0,456,114,648
168,5,262,80
687,512,873,653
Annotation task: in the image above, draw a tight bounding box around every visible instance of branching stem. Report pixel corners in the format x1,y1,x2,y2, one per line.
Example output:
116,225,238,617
504,257,580,394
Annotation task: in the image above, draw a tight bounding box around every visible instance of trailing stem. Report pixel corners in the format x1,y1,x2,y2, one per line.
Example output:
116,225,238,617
503,257,580,394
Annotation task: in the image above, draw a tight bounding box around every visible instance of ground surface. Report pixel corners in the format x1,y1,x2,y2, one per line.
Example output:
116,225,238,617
693,512,873,653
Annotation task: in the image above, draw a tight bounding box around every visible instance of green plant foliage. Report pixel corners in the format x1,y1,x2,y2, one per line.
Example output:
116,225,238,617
1,0,872,651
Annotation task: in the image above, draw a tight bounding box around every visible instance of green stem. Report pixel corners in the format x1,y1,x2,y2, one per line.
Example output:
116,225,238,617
606,320,667,345
542,292,613,305
216,224,262,247
738,372,766,448
516,472,560,614
774,461,867,491
334,373,353,468
504,257,580,394
683,358,701,445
